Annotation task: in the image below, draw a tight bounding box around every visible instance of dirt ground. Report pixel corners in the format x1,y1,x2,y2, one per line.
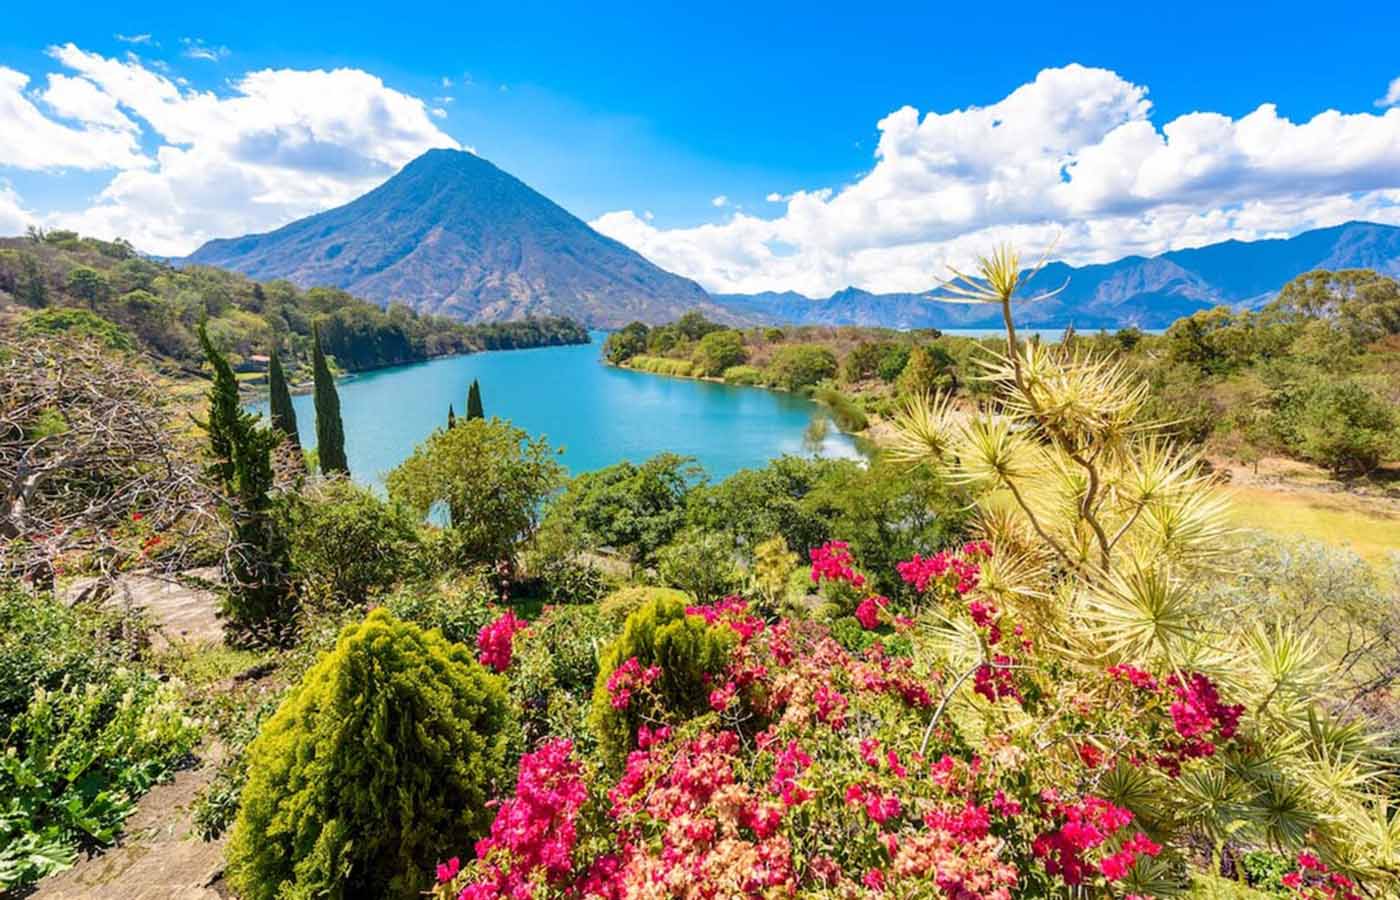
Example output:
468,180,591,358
26,754,232,900
31,570,238,900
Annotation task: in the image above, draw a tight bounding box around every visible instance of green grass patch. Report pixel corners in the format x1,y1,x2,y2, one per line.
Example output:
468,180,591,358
627,355,696,377
722,364,764,386
1224,485,1400,568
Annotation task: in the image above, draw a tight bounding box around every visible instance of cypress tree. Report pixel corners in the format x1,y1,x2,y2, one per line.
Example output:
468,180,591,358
267,345,301,450
466,379,484,420
311,323,349,477
447,404,456,429
197,323,294,636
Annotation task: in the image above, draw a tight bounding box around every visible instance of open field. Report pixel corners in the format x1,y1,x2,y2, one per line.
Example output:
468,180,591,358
1223,484,1400,569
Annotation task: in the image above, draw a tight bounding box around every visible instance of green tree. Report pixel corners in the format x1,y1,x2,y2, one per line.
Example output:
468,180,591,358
897,343,955,396
675,310,723,340
1284,378,1397,475
266,345,300,451
447,404,456,429
766,345,838,391
197,323,294,636
387,418,564,569
285,479,421,608
19,254,47,308
690,330,747,376
65,266,110,307
877,344,912,382
603,322,649,363
311,322,349,476
226,610,512,900
656,527,740,603
544,453,701,567
1270,269,1400,344
466,379,484,420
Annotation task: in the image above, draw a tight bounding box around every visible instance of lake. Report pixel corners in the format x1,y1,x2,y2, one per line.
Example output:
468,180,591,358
251,333,862,485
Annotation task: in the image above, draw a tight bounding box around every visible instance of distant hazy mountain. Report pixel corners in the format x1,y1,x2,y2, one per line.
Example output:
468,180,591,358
711,222,1400,329
186,149,728,327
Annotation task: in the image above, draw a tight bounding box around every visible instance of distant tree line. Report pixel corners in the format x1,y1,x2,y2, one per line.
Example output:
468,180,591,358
0,230,589,377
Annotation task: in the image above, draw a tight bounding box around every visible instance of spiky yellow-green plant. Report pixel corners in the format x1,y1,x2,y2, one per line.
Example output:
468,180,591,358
893,244,1398,891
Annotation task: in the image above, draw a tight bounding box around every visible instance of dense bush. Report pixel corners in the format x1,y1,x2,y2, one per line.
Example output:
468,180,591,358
721,363,763,385
766,344,838,391
1276,378,1398,475
508,604,618,749
17,307,135,352
655,526,742,602
596,585,690,622
226,610,513,900
690,329,747,376
388,418,564,570
540,453,701,567
285,478,422,607
587,595,735,768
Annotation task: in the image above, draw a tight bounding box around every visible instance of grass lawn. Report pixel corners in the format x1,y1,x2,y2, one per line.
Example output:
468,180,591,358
1224,485,1400,569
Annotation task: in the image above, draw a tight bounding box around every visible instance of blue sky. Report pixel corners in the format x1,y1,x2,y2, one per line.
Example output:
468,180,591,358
3,0,1400,293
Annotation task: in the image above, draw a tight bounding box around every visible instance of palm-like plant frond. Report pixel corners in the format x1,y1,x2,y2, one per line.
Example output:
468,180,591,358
1081,562,1202,663
886,391,961,466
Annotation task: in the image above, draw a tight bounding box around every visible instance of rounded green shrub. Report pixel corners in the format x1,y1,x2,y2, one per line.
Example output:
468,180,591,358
588,595,735,768
597,585,691,623
225,609,512,900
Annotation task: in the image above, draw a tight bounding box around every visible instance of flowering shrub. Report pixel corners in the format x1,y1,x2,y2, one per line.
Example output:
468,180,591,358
426,515,1397,900
476,609,528,673
587,594,735,767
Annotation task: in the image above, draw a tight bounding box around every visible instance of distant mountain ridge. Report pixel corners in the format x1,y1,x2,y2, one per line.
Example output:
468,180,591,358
711,222,1400,329
186,149,730,328
186,148,1400,330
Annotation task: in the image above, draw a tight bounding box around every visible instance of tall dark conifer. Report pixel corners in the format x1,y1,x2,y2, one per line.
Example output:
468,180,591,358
312,322,349,477
197,323,294,636
466,380,484,420
267,345,301,450
447,404,456,429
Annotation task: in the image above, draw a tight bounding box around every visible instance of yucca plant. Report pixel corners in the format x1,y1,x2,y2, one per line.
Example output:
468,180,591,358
892,244,1398,893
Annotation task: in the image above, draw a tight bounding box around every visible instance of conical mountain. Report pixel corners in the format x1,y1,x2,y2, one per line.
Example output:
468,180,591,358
187,149,724,327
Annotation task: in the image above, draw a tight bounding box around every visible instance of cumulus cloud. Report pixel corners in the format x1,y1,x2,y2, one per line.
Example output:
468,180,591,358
1379,76,1400,109
0,44,459,254
593,64,1400,295
711,195,728,207
0,66,148,171
0,181,36,234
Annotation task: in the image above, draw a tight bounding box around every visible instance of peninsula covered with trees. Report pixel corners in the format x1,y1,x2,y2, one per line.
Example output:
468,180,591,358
0,229,589,380
607,269,1400,479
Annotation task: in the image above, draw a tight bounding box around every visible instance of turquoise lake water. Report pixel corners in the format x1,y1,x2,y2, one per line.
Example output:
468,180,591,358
251,333,862,485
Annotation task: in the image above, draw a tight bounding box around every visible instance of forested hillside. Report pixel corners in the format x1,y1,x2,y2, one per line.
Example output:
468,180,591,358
0,229,589,377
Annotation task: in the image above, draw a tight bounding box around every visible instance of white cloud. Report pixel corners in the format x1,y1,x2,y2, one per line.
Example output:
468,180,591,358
1379,76,1400,109
40,73,138,130
0,66,148,170
592,64,1400,295
765,192,784,203
0,181,36,235
114,33,155,46
0,44,459,254
711,195,728,208
431,107,447,119
180,37,230,62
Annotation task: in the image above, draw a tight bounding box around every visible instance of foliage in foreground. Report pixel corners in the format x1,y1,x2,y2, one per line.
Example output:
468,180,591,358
0,585,199,890
429,247,1399,900
226,609,514,900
